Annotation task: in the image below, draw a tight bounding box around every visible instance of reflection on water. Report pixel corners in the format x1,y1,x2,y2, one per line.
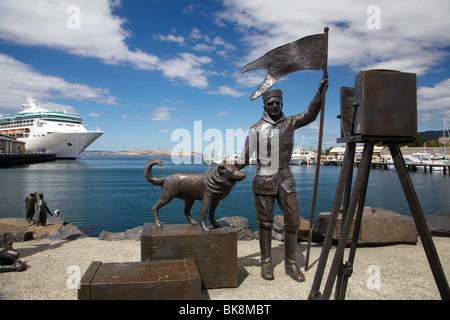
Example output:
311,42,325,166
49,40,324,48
1,155,448,236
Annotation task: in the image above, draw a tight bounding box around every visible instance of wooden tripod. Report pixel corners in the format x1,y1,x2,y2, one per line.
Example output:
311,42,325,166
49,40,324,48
308,136,450,300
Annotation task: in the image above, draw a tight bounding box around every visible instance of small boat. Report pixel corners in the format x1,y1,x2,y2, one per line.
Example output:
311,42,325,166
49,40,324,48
410,152,434,164
290,152,307,165
290,144,316,165
204,154,226,165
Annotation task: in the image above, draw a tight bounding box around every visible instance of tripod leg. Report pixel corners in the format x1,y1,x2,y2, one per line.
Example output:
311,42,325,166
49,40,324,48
334,146,356,298
309,142,356,299
389,143,450,300
322,141,374,299
336,164,370,300
341,148,355,221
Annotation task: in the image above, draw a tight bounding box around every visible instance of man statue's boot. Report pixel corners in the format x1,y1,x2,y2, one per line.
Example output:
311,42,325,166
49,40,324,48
259,228,274,280
284,231,305,282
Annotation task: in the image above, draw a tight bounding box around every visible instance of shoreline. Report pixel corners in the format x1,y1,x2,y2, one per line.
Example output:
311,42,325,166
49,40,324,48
1,235,449,300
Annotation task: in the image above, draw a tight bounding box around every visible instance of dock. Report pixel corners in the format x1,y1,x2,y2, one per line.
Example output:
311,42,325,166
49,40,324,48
323,159,450,174
0,153,56,167
404,163,449,173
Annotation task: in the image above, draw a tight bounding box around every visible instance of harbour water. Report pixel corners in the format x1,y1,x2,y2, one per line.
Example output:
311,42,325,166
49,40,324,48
0,155,448,237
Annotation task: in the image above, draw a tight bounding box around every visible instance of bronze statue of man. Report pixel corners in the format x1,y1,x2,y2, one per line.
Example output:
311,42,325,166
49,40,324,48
237,76,328,281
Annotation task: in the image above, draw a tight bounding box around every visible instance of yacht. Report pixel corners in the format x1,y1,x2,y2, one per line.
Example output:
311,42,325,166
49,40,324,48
0,97,103,159
290,152,307,165
290,145,316,165
410,152,434,164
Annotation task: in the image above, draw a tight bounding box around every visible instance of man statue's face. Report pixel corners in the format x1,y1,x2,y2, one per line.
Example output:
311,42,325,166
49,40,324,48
264,97,283,119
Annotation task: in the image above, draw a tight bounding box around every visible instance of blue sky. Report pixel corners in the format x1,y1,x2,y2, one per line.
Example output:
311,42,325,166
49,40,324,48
0,0,449,154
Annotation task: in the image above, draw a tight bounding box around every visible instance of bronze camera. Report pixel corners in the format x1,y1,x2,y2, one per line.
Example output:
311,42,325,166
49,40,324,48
339,70,417,140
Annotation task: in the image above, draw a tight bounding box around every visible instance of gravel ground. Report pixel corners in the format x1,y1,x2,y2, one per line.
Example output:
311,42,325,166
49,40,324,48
1,236,449,300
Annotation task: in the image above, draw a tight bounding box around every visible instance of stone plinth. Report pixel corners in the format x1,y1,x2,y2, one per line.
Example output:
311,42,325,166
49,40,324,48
314,207,418,246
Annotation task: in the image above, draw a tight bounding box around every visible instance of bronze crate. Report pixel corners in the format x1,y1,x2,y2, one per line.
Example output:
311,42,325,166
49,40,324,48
141,223,238,289
78,258,201,300
353,70,417,137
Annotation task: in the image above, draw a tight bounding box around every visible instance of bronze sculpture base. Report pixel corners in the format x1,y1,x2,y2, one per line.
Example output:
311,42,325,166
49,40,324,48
78,259,201,300
141,222,238,289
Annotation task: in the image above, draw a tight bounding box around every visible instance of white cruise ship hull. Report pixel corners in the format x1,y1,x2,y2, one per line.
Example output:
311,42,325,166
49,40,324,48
1,97,104,159
19,131,103,159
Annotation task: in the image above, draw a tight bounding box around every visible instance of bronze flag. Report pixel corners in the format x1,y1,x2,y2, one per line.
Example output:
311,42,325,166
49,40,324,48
242,33,326,100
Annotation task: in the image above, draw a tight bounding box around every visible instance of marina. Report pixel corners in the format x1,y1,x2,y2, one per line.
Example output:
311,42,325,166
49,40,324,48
324,158,450,173
204,146,450,173
322,144,450,174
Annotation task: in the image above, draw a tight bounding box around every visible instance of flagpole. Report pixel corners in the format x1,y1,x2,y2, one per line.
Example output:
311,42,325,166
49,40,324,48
305,26,328,271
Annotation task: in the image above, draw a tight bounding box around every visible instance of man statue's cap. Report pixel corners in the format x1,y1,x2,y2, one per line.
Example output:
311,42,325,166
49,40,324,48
262,89,282,103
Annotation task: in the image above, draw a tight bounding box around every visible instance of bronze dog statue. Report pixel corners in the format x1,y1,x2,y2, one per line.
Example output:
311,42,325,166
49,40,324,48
144,158,246,233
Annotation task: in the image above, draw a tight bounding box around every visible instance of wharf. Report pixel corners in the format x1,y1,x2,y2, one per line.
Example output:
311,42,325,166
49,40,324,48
0,153,56,167
324,159,450,173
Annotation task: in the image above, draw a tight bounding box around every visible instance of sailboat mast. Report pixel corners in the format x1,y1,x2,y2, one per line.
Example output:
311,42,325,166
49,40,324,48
443,119,449,160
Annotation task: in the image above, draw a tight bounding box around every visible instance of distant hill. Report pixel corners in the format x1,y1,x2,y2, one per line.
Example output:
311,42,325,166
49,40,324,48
419,130,443,141
82,149,201,156
84,131,444,156
81,150,116,156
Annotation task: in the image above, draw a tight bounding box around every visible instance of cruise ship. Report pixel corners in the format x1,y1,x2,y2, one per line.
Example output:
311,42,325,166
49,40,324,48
0,97,103,159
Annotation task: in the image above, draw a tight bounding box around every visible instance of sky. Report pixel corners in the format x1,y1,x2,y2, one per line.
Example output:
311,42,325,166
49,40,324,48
0,0,449,155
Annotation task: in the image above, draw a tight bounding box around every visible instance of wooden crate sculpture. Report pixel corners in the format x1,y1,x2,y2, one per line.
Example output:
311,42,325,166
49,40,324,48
141,223,238,289
78,258,201,300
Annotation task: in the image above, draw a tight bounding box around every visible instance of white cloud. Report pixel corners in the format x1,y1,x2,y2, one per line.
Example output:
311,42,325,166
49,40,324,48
158,27,236,56
159,53,212,89
189,28,206,41
162,99,185,105
157,34,185,45
0,0,213,89
217,110,229,116
218,0,450,75
88,112,101,117
38,101,78,114
207,85,245,97
216,0,450,131
212,36,236,52
0,53,117,113
0,0,148,66
149,107,184,121
235,70,268,89
192,43,215,52
418,79,450,125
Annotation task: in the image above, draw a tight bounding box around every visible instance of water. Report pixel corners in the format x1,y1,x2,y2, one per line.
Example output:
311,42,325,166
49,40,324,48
1,155,448,237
